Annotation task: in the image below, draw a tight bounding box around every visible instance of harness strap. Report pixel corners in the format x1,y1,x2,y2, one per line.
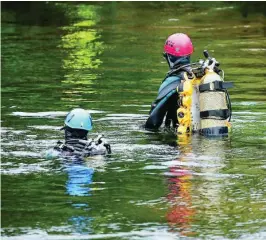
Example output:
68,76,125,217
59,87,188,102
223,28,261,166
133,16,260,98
200,126,228,136
200,109,230,119
166,65,193,78
177,81,184,93
199,81,233,92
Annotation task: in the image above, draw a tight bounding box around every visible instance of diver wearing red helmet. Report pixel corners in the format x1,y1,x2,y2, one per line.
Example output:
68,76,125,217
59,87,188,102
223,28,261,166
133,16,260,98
145,33,194,130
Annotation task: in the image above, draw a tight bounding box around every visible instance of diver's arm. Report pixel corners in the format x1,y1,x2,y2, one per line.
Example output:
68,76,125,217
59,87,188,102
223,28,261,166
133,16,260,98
145,102,167,130
164,93,178,128
145,76,182,130
84,135,111,156
145,90,175,130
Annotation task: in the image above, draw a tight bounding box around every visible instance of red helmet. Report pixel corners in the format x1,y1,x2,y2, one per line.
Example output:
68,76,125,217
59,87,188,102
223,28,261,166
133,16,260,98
164,33,194,57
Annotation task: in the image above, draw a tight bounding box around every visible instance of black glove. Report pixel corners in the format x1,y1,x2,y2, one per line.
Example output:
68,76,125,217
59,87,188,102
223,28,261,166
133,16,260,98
104,143,111,154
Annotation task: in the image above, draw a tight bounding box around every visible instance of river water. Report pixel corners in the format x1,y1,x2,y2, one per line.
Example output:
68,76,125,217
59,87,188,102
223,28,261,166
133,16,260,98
1,2,266,240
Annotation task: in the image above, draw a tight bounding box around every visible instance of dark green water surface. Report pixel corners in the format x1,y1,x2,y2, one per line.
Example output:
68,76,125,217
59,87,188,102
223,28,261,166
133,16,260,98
1,2,266,240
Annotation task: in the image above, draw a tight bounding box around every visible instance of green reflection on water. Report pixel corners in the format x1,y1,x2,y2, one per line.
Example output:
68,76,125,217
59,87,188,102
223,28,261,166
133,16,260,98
60,29,103,71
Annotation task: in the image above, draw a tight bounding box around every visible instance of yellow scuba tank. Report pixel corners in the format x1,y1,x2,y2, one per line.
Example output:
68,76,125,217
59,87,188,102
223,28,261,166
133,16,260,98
177,50,233,138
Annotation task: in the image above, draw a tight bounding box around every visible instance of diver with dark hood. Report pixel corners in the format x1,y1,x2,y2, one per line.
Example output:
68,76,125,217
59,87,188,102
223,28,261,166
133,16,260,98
145,33,194,130
52,108,111,157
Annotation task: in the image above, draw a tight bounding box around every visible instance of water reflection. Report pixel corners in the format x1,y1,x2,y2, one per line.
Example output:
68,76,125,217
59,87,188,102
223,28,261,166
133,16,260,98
59,4,104,87
63,156,106,235
165,135,231,237
65,158,94,196
165,136,195,237
166,166,195,236
64,157,94,234
61,30,103,72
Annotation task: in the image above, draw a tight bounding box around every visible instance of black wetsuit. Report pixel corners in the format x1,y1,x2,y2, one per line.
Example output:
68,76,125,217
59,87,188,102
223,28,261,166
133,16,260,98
145,63,192,130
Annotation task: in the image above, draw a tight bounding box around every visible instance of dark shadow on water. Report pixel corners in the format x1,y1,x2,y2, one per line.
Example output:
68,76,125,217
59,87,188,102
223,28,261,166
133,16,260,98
1,2,74,26
2,1,264,27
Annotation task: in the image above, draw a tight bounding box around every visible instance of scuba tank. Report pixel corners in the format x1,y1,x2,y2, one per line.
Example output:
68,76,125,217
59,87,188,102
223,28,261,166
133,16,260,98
177,50,233,138
198,50,233,136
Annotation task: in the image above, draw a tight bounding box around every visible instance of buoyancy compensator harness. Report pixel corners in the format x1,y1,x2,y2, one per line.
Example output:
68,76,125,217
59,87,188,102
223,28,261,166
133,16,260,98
176,70,200,135
54,135,111,157
162,65,194,129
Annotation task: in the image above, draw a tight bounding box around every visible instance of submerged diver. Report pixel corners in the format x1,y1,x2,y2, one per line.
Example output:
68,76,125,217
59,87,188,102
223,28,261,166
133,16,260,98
145,33,194,130
51,108,111,158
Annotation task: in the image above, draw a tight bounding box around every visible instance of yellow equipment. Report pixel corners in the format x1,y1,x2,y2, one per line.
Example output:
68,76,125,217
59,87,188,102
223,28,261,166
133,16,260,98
177,50,233,138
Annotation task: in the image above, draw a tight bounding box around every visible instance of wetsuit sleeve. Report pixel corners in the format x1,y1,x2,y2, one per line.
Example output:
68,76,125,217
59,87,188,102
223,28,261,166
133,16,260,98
145,89,177,129
145,76,181,130
164,93,178,128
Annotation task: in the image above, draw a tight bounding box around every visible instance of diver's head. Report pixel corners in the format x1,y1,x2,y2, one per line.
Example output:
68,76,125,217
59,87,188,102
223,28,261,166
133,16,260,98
163,33,194,69
63,108,93,140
